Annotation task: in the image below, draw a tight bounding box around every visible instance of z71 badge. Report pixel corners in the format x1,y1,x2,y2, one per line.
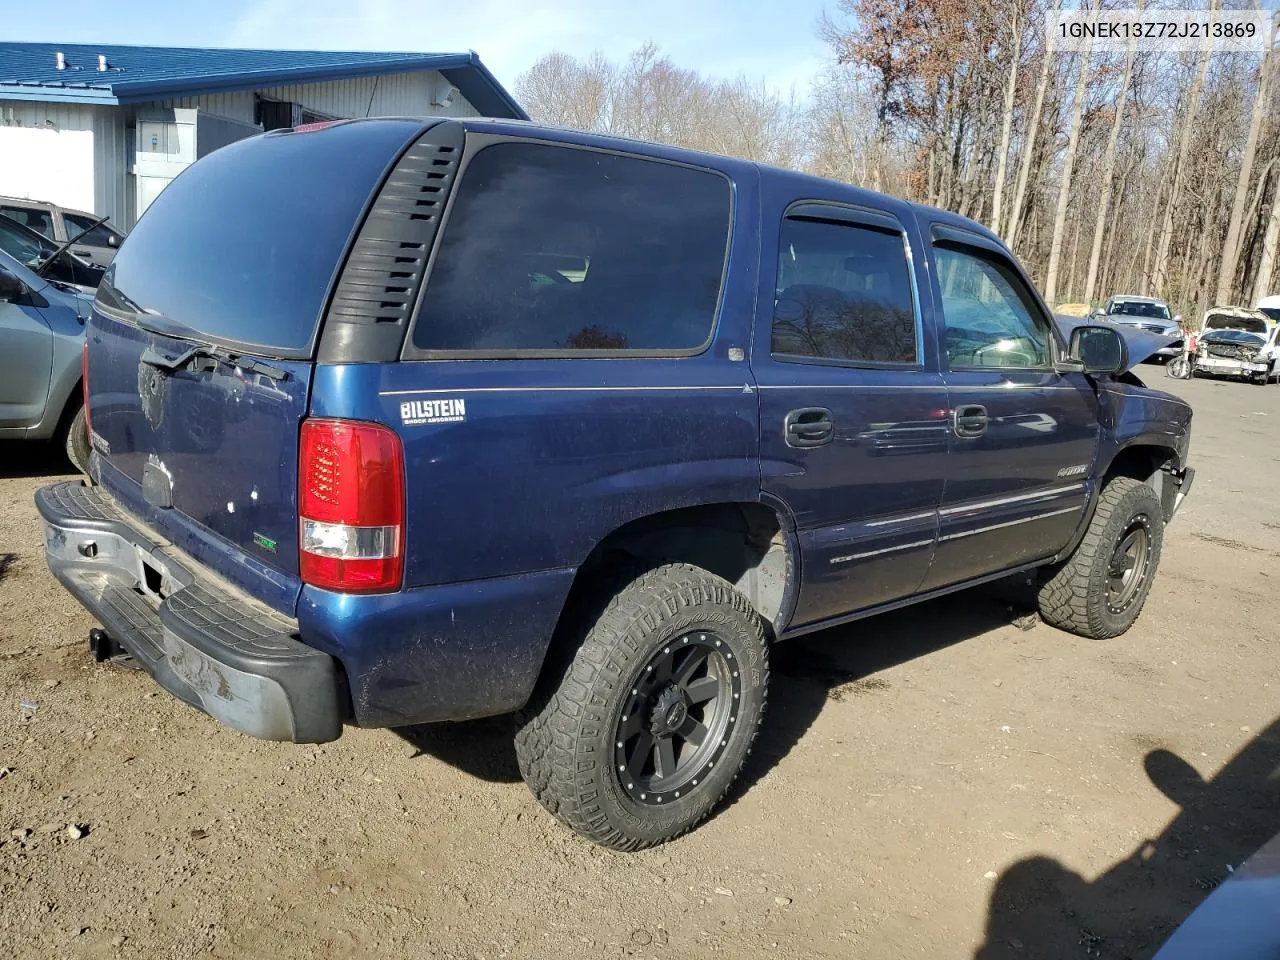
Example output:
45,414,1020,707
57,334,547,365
400,398,466,426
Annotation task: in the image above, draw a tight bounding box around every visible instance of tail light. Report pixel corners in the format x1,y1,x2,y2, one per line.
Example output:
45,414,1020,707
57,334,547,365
81,339,90,437
298,418,405,593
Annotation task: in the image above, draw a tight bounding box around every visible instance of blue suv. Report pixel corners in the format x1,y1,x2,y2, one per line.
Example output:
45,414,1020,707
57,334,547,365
37,117,1193,849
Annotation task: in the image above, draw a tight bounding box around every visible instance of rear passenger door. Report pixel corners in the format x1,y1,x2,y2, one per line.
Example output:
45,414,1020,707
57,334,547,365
754,202,949,629
921,227,1100,590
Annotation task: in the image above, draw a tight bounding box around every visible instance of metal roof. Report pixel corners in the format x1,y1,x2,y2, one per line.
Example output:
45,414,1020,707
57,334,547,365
0,42,526,118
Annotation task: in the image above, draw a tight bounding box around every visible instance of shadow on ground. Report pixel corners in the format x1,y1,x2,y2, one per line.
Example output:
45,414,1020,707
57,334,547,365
0,441,78,480
395,578,1039,801
976,718,1280,959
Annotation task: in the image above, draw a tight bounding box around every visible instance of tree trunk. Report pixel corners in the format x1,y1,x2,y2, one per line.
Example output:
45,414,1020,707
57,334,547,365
1005,0,1060,248
1216,44,1273,304
1043,0,1099,304
991,5,1023,232
1153,0,1218,295
1254,172,1280,305
1083,17,1138,305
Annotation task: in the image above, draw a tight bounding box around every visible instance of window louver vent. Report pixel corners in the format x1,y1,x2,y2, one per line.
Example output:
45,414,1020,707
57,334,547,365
318,121,464,362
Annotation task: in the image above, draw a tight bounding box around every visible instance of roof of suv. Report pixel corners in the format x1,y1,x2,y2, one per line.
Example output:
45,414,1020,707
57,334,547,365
0,195,98,220
1108,294,1168,305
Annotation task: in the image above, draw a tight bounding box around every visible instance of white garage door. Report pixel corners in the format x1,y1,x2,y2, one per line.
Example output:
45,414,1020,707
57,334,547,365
0,125,95,212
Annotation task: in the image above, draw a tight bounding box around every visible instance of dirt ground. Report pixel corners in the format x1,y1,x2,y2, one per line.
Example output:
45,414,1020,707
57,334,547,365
2,368,1279,960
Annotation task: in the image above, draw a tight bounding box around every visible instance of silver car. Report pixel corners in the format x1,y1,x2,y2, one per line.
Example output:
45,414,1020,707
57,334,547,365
1094,295,1184,360
0,247,92,471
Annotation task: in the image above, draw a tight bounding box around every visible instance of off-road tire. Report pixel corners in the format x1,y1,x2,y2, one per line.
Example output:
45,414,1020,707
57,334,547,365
514,563,769,850
62,404,91,476
1037,477,1164,639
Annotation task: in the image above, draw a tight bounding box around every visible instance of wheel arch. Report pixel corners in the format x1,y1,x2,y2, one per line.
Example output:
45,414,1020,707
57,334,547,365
527,499,799,707
1100,441,1182,521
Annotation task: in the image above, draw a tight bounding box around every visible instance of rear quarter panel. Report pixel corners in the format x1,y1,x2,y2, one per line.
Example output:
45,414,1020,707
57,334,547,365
309,162,764,589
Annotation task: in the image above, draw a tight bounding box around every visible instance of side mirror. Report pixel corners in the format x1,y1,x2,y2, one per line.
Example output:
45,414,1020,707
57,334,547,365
107,234,120,248
1068,324,1127,375
0,267,26,303
1173,314,1183,326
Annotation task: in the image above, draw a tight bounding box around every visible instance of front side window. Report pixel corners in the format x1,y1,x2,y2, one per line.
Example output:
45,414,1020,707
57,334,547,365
411,143,731,354
64,213,121,247
1,206,54,238
771,216,917,365
934,245,1052,369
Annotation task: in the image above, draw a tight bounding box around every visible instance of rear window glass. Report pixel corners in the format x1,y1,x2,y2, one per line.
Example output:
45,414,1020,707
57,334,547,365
411,142,730,354
98,120,423,357
1205,313,1267,334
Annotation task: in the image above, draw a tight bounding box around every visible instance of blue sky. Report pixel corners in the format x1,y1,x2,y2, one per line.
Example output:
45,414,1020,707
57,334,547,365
6,0,833,96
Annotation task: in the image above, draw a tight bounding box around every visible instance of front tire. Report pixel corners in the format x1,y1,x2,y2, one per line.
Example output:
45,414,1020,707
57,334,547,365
515,563,769,850
1037,477,1164,639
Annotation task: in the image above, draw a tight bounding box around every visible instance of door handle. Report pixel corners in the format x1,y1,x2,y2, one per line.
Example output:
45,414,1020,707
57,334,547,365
73,247,92,257
784,407,833,448
952,403,989,438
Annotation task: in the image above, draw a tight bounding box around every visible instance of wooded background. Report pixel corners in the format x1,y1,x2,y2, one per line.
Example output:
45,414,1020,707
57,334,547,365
515,0,1280,323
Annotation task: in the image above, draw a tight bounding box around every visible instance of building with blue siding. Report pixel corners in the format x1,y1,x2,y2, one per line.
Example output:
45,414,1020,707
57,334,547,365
0,43,526,230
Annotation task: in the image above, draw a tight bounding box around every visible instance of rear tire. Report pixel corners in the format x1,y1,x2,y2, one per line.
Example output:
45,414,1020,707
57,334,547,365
62,404,90,476
514,563,769,850
1037,477,1164,639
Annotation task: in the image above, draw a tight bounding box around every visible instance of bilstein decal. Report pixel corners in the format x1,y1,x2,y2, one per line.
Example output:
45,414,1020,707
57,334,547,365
400,398,466,426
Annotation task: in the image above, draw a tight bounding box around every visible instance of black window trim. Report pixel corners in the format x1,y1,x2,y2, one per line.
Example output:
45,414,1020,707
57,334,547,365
399,133,736,362
929,226,1064,374
769,199,926,372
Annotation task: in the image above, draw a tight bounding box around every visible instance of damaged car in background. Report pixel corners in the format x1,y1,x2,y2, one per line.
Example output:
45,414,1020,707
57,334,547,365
1193,307,1278,384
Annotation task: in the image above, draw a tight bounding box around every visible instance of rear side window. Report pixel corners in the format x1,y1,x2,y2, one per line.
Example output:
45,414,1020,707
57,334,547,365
97,120,425,357
771,217,917,365
1,206,53,238
410,143,731,355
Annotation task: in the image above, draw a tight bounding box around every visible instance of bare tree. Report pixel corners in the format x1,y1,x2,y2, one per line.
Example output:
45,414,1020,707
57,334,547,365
990,0,1028,232
1043,0,1100,303
1083,12,1140,305
1152,0,1219,296
1006,0,1059,248
1216,38,1274,304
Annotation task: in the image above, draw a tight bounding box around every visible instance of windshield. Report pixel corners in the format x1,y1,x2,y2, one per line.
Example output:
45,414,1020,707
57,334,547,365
1108,300,1171,320
1205,313,1267,334
1260,307,1280,325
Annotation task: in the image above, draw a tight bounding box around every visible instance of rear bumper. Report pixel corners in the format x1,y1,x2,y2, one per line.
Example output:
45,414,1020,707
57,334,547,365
35,481,343,743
